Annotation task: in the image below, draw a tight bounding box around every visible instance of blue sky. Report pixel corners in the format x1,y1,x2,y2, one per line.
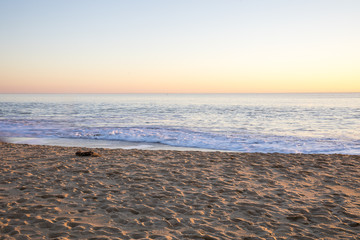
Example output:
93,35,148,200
1,0,359,93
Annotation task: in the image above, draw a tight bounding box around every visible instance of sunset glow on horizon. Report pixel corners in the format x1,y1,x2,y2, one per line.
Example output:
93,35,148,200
1,0,359,94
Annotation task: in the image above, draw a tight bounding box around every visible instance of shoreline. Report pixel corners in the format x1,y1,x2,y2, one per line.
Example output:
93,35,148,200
1,142,359,239
3,137,359,155
1,137,223,153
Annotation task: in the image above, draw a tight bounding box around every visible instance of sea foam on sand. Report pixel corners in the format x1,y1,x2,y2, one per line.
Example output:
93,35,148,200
0,142,359,239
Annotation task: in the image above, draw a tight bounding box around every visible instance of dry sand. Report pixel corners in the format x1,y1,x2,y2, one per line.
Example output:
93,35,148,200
0,142,359,240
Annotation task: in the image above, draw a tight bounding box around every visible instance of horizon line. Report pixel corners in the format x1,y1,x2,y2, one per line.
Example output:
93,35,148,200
0,92,359,95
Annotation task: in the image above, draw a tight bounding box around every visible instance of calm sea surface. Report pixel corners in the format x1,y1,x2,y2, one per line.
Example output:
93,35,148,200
0,93,359,154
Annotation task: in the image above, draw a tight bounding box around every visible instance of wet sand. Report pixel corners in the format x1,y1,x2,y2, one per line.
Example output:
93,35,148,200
0,142,359,239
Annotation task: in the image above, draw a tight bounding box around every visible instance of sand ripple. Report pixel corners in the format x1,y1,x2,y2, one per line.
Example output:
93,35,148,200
0,142,359,239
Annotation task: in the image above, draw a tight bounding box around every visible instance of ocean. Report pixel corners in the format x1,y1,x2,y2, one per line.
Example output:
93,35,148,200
0,93,359,154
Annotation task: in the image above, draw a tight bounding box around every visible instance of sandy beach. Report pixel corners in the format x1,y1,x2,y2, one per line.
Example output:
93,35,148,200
0,142,359,239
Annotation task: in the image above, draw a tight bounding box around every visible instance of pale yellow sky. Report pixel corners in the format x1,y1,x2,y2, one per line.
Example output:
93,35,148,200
1,0,359,93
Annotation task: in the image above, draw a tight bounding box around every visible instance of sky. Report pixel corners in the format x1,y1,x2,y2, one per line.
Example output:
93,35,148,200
0,0,359,93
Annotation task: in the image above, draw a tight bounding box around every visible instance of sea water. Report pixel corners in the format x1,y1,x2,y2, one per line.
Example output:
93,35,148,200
0,93,359,154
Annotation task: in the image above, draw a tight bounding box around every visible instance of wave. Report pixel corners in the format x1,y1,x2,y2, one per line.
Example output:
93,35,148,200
69,126,359,154
1,120,359,154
